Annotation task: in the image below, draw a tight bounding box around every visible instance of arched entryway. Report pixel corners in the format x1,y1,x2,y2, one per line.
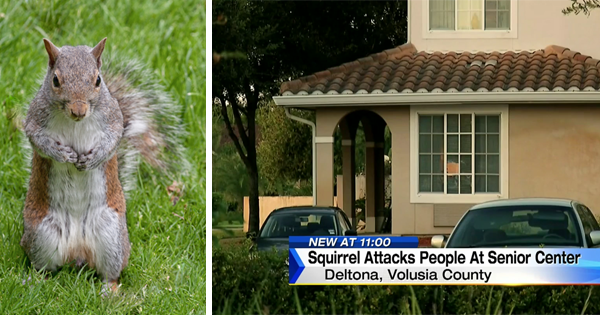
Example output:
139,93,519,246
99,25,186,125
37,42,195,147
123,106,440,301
336,110,391,233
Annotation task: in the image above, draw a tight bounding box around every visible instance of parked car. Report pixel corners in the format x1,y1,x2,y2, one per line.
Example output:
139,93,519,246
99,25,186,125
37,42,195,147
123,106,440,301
253,206,358,253
431,198,600,248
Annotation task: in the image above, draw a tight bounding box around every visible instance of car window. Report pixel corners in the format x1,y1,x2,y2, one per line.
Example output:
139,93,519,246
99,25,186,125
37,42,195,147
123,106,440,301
447,205,582,248
575,204,600,237
336,211,351,234
259,213,338,238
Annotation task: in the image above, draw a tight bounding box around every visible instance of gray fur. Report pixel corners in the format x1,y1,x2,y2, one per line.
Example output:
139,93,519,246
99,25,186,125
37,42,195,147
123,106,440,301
20,38,187,288
20,43,190,194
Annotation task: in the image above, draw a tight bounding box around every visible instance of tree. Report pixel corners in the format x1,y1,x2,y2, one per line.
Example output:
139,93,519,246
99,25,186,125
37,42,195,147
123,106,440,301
213,0,408,235
257,103,312,189
563,0,600,15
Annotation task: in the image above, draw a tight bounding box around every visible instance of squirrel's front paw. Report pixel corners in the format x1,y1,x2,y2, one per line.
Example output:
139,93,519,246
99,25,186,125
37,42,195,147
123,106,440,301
75,149,100,171
55,143,78,163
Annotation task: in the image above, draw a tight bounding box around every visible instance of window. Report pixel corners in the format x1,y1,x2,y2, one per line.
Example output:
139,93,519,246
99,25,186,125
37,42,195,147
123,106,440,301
259,213,339,237
336,212,351,235
429,0,511,31
575,204,600,237
447,205,582,248
418,113,499,194
410,105,508,204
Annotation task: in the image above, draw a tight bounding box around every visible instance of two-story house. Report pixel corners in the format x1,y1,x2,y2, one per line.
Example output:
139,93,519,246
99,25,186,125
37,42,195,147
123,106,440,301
273,0,600,236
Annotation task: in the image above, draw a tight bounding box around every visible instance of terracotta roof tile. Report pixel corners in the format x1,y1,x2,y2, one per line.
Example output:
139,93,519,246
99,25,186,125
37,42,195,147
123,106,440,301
279,43,600,95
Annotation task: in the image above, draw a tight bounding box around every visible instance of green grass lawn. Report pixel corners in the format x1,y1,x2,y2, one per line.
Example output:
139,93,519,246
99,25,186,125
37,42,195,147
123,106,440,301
0,0,206,314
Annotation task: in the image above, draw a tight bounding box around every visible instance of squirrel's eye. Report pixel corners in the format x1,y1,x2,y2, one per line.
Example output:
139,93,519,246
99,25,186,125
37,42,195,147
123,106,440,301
95,76,101,87
53,74,60,88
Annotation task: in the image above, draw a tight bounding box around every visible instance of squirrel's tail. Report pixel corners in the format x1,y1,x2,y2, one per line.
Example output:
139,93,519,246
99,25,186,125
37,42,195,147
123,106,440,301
101,54,190,193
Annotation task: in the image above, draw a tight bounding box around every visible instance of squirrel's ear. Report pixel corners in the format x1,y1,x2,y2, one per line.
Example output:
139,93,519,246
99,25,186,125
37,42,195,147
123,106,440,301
91,38,107,69
43,39,60,68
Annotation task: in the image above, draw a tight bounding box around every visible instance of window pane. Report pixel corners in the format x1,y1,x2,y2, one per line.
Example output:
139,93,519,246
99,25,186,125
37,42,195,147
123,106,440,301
433,134,444,153
487,134,499,153
430,0,456,30
432,115,444,133
458,11,482,30
475,175,486,192
447,114,459,132
431,11,455,30
485,10,498,29
457,0,471,9
475,135,486,153
475,154,486,173
470,0,483,10
475,115,486,132
460,155,472,173
460,135,472,153
460,114,472,132
420,175,432,192
485,0,510,30
448,155,459,175
432,175,444,192
420,155,432,173
487,175,500,192
419,115,432,133
498,11,510,29
460,175,471,194
419,135,432,153
487,115,500,132
432,154,443,173
447,176,459,194
447,135,459,153
487,154,500,174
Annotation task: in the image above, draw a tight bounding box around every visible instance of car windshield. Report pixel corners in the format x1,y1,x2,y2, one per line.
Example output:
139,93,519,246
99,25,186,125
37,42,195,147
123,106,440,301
447,205,583,248
259,212,338,238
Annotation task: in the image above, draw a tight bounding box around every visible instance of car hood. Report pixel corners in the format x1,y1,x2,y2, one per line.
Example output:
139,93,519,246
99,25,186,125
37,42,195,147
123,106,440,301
256,238,289,252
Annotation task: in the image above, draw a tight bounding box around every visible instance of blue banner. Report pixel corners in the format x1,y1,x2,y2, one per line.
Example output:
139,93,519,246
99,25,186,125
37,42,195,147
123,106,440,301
288,248,600,285
289,236,418,248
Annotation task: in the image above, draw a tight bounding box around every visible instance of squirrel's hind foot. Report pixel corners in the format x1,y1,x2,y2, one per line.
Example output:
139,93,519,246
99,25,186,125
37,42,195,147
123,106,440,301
100,279,120,297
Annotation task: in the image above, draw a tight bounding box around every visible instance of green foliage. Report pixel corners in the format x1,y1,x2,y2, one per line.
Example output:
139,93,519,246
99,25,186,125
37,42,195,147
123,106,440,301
214,245,600,315
563,0,600,15
213,115,249,212
0,0,205,312
257,103,313,186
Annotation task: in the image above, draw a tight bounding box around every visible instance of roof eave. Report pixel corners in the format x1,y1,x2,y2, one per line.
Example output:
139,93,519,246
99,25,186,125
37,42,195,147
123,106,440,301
273,91,600,108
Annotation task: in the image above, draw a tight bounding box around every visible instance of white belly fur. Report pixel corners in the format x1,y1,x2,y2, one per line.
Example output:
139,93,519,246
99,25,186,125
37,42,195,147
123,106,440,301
46,163,109,266
46,111,103,154
39,112,111,268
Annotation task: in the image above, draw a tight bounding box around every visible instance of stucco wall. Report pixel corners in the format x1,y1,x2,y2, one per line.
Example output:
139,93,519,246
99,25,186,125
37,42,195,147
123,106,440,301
410,0,600,56
508,104,600,214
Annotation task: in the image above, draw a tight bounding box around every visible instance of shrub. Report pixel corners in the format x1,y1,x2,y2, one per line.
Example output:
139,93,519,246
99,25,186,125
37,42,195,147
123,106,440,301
214,244,600,315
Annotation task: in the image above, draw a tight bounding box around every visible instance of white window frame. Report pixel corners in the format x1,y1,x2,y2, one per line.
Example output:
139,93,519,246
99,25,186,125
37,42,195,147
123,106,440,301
422,0,518,39
410,105,509,204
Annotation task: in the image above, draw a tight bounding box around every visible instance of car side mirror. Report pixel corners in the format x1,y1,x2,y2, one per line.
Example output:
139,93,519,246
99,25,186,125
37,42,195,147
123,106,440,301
431,235,447,248
589,231,600,246
345,230,358,236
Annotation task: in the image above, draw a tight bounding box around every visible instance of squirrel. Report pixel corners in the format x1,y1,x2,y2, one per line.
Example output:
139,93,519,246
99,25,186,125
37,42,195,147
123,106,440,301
19,38,189,294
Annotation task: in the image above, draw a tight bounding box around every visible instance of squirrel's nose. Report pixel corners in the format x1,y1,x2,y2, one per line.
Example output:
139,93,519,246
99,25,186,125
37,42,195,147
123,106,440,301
68,101,89,121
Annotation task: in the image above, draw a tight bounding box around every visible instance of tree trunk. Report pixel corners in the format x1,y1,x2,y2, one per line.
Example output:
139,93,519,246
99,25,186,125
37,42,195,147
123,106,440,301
246,105,260,236
247,161,260,235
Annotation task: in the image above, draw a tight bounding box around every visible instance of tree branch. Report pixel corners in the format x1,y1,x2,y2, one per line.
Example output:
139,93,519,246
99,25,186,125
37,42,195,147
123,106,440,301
227,92,251,150
218,95,250,167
